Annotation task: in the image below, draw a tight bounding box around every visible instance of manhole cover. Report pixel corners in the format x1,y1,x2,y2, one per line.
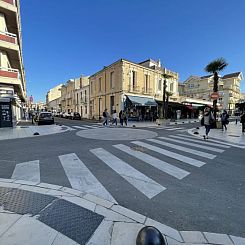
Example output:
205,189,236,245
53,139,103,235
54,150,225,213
228,135,240,137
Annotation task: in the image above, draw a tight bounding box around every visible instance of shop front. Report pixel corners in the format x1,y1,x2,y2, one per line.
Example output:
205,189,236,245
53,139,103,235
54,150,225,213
125,95,158,121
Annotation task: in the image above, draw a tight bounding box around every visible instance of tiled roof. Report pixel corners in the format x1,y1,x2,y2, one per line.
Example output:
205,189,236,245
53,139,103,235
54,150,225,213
222,72,241,79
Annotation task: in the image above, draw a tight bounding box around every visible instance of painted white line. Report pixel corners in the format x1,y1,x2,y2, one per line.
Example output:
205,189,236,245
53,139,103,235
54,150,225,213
11,160,40,182
165,127,184,131
161,136,225,153
176,134,230,148
178,134,244,148
113,144,189,179
72,126,88,130
82,125,99,129
90,148,166,199
132,141,205,167
58,153,116,203
147,138,217,159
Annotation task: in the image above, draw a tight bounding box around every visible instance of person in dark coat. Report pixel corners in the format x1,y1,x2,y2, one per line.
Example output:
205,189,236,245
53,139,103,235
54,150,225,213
241,112,245,133
220,110,229,131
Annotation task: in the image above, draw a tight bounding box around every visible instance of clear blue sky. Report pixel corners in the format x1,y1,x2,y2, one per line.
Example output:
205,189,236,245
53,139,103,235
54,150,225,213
21,0,245,102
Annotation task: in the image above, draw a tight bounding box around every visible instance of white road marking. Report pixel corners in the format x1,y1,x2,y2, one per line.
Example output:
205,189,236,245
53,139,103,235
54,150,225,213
147,138,217,159
164,127,184,131
132,141,206,167
90,148,166,199
11,160,40,182
113,144,189,179
160,136,225,153
72,126,88,130
82,125,99,129
59,153,116,203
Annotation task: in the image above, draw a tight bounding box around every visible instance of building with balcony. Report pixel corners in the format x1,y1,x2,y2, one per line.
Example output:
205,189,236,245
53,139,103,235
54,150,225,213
46,84,62,112
183,72,243,114
89,58,179,120
0,0,26,127
60,79,75,113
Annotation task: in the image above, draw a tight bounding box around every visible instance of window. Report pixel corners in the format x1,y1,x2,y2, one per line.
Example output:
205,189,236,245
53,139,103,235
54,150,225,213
158,79,162,90
110,72,114,89
90,82,93,95
84,90,87,103
145,75,150,92
80,92,83,101
85,106,87,114
99,77,102,92
170,83,173,92
132,71,136,87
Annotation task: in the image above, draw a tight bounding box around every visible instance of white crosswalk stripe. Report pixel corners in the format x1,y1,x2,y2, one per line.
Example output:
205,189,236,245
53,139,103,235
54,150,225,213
59,153,116,203
72,126,88,130
158,136,225,153
164,127,184,131
113,144,190,179
176,134,231,148
131,141,206,167
11,160,40,182
82,125,99,129
146,138,217,159
90,148,166,199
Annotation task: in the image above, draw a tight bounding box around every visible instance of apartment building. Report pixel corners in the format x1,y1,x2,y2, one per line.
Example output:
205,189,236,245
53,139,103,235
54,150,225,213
46,84,62,112
183,72,243,113
0,0,26,127
89,58,179,120
60,79,75,113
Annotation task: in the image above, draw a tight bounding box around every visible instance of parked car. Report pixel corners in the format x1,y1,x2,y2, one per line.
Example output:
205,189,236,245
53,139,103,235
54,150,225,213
71,112,81,120
60,112,66,118
36,112,54,125
65,112,72,119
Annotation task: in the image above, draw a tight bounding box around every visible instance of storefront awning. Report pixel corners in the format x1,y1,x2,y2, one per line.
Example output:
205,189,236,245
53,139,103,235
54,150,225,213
127,95,157,106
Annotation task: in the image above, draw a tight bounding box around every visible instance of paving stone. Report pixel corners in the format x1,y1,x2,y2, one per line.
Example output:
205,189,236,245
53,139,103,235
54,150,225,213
52,232,79,245
165,236,184,245
111,205,146,223
14,180,39,186
62,196,96,212
0,187,13,199
83,193,115,208
0,188,56,215
95,205,134,222
145,218,183,242
86,220,113,245
203,232,233,245
0,215,58,245
19,185,49,194
0,178,14,183
0,213,22,236
61,187,84,196
111,222,145,245
229,235,245,245
38,199,103,245
37,182,62,190
180,231,207,243
46,189,74,197
0,182,21,189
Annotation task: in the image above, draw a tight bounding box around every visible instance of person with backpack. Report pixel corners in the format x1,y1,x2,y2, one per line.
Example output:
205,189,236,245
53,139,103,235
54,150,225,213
201,107,214,140
102,109,109,126
240,112,245,133
220,110,229,131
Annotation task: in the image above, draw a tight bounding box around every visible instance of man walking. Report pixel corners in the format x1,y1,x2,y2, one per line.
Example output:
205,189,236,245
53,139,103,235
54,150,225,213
102,109,109,126
241,112,245,133
220,110,229,131
202,107,214,140
112,110,117,126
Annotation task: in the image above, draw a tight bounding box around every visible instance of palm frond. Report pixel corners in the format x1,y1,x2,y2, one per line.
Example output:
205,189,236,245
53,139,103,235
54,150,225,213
205,57,228,74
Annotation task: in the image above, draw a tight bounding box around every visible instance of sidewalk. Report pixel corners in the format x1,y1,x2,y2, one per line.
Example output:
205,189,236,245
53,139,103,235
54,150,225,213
0,179,244,245
188,122,245,147
0,120,72,141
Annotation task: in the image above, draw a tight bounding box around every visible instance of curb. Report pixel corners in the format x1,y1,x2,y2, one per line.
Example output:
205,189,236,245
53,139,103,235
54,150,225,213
0,179,244,245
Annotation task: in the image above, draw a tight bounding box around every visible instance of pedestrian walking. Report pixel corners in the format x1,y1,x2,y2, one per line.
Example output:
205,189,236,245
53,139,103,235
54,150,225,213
112,110,117,126
123,110,128,126
235,112,240,124
119,110,123,126
241,112,245,133
201,107,214,140
220,110,229,131
102,109,109,126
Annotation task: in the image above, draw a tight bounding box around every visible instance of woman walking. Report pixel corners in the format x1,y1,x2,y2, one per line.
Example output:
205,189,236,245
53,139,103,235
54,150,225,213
220,110,229,131
202,107,214,140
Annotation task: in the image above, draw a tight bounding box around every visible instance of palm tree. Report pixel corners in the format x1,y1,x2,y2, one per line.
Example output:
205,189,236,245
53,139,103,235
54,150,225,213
161,74,173,118
165,91,173,119
204,58,228,121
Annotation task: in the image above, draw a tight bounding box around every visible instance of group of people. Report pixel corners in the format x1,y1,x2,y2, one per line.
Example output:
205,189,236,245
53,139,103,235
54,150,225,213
102,109,128,126
201,107,245,140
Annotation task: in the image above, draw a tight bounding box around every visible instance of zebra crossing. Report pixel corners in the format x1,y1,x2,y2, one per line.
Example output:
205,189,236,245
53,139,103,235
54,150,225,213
9,134,231,202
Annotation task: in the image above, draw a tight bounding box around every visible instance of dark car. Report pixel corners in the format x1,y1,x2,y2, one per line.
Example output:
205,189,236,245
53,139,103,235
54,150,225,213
36,112,54,125
71,112,81,120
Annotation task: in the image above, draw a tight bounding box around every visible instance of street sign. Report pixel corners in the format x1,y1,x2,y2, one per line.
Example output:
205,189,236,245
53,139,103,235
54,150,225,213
211,92,219,100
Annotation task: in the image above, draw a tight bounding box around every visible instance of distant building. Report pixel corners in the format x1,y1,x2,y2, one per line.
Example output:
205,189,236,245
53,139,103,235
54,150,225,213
0,0,26,127
46,84,63,112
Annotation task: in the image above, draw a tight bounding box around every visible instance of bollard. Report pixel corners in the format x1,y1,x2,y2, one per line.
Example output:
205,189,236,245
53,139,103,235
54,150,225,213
136,226,166,245
193,132,199,135
33,132,40,136
133,125,136,128
196,127,199,129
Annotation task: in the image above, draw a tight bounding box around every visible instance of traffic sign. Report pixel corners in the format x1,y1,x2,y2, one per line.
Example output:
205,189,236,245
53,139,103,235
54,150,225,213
211,92,219,100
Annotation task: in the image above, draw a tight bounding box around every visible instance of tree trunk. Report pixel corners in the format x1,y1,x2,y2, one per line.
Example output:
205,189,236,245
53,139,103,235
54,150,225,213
213,71,218,125
162,80,166,118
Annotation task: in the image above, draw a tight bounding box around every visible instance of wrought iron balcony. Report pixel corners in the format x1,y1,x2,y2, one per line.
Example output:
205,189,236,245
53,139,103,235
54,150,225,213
127,85,140,93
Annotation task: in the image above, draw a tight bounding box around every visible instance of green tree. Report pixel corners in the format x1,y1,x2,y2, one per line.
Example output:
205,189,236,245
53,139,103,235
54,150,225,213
204,58,228,120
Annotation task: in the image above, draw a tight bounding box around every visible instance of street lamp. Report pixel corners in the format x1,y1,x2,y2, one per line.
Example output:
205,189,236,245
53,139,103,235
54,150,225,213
162,79,167,118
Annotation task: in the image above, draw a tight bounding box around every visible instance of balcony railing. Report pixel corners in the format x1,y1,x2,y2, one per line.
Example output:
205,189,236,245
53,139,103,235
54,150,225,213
0,67,19,79
1,0,15,5
0,31,17,44
127,85,140,93
142,87,153,95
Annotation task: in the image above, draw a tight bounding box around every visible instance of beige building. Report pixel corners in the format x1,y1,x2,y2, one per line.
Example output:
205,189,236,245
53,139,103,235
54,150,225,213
0,0,26,127
60,79,75,113
46,84,62,112
183,72,243,113
89,58,179,120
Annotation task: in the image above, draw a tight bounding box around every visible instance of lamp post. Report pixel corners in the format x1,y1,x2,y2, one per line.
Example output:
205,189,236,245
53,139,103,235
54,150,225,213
162,79,167,118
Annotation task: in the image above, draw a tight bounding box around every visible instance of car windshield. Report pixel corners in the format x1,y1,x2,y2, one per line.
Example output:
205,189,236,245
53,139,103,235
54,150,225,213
40,113,52,118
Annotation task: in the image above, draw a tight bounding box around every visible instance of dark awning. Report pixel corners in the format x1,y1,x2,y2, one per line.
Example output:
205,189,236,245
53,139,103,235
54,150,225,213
127,95,157,106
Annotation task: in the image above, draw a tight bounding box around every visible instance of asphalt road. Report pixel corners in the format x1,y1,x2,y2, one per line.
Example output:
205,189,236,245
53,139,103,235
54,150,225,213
0,117,244,237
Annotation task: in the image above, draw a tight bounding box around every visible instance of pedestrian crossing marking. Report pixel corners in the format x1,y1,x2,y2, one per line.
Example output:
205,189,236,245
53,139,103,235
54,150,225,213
169,136,228,151
58,153,116,203
164,127,184,131
11,160,40,182
82,125,98,129
131,141,206,167
113,144,190,179
72,126,88,130
90,148,166,199
146,138,217,159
